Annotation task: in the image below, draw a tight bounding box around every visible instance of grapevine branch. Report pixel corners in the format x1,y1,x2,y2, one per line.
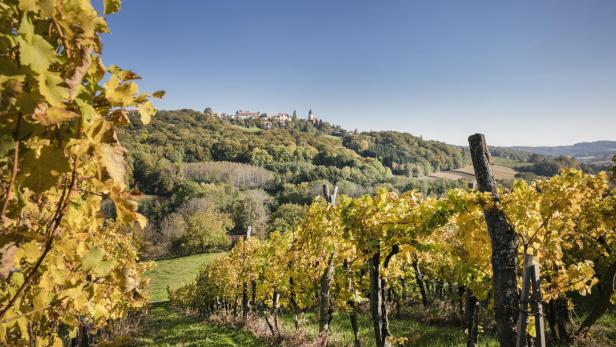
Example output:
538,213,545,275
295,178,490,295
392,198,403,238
0,114,22,221
0,296,68,324
0,141,79,320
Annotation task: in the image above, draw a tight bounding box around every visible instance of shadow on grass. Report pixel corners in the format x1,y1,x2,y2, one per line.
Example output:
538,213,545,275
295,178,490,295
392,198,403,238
135,302,265,347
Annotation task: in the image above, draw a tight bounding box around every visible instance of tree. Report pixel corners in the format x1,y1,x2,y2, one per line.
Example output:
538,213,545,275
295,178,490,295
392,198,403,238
184,207,233,253
268,203,306,234
232,190,272,237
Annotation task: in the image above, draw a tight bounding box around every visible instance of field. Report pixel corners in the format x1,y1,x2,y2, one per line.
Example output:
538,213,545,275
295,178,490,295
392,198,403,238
428,165,517,181
145,253,222,302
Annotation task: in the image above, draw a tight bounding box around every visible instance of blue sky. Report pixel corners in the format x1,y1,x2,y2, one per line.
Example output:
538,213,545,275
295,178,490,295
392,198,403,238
101,1,616,146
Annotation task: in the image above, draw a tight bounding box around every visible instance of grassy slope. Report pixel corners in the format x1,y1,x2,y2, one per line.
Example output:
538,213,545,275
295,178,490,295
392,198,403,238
280,311,498,347
134,302,265,347
146,253,222,302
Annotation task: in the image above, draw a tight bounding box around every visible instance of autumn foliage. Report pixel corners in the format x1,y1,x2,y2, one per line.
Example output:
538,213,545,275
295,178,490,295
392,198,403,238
0,0,161,344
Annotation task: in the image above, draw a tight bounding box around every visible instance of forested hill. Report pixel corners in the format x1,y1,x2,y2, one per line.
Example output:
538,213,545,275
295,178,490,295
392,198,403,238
118,109,470,196
118,109,473,257
511,141,616,158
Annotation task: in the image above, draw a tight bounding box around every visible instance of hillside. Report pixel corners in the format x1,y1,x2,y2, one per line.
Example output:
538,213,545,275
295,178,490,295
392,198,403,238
118,109,472,194
511,140,616,159
117,109,476,258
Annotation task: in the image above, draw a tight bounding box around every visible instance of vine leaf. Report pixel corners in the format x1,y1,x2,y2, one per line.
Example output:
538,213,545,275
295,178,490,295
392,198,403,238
38,71,68,106
34,106,80,126
104,0,122,15
18,147,70,193
82,247,105,271
17,15,57,73
98,143,127,184
137,100,155,124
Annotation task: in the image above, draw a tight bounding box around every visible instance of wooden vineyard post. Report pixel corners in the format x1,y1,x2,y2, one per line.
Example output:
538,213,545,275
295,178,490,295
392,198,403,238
516,254,546,347
318,184,338,339
468,133,519,346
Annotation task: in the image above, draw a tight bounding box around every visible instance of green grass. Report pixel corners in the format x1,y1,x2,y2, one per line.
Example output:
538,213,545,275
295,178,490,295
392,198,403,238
280,312,497,347
134,302,265,347
146,253,222,302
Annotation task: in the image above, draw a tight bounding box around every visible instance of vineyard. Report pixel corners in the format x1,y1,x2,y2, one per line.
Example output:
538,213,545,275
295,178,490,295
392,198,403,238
168,137,616,347
1,1,616,346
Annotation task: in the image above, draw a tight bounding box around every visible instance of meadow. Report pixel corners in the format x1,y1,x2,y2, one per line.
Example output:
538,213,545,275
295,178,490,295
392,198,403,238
146,253,223,302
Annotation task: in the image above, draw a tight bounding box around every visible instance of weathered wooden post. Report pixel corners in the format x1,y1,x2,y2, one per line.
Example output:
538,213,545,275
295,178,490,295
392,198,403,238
468,134,519,346
516,254,546,347
318,184,338,337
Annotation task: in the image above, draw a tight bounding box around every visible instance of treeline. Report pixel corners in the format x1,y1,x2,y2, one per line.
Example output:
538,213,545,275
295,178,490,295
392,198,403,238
516,153,608,178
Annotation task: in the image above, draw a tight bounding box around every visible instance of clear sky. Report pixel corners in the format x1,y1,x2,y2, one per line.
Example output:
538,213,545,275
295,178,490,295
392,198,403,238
101,0,616,146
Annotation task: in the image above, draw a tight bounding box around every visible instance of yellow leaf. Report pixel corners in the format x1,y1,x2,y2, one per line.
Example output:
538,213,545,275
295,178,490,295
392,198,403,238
93,259,116,277
38,71,68,106
34,105,80,126
82,247,105,271
17,316,28,339
21,241,41,263
93,303,108,320
18,146,70,193
104,76,137,106
18,0,37,12
137,100,155,124
104,0,121,15
17,16,57,73
98,143,127,184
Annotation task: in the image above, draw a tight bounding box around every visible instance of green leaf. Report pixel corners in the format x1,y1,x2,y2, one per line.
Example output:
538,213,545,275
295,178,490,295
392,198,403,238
104,0,122,15
18,146,70,193
17,16,57,73
93,259,116,277
0,133,15,159
82,247,105,271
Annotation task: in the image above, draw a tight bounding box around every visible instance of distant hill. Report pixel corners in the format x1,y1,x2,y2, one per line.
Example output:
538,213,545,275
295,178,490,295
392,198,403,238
118,109,472,194
511,141,616,159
